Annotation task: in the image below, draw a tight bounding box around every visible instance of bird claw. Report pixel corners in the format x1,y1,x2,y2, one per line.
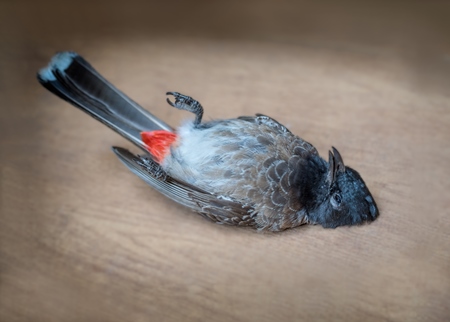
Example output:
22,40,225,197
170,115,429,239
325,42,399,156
166,92,179,107
165,91,204,125
166,92,195,109
166,97,176,107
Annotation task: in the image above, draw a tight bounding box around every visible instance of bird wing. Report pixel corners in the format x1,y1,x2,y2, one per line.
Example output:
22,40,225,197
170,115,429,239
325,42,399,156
112,147,256,227
238,114,292,135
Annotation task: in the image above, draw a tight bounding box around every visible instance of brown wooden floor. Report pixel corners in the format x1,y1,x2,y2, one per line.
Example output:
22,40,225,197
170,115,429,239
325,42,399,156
1,1,449,321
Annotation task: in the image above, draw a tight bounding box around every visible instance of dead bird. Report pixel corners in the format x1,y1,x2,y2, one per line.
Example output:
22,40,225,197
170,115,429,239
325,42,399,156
37,52,378,231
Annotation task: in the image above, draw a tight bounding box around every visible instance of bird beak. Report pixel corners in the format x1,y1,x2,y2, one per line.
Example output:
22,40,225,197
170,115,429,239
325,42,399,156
332,147,345,173
327,150,336,185
327,147,346,186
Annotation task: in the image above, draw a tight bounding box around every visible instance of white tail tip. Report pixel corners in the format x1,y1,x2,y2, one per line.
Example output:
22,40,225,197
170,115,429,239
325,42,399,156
38,51,78,81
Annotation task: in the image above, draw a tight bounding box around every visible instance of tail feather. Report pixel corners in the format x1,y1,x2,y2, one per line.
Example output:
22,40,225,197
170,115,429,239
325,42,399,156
37,51,173,151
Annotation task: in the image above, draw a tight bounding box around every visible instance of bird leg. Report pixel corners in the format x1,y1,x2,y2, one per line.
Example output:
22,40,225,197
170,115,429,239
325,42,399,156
166,92,204,125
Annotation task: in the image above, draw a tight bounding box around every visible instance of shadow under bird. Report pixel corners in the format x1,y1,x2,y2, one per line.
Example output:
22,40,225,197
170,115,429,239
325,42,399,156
37,52,379,231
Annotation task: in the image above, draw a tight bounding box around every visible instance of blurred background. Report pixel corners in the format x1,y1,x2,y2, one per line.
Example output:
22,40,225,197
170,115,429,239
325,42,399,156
1,1,449,321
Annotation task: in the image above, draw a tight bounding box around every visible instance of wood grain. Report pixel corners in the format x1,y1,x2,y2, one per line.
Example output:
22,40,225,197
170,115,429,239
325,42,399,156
1,1,449,321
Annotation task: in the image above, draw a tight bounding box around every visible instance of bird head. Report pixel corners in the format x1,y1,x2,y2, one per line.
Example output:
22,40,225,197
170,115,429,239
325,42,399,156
307,147,379,228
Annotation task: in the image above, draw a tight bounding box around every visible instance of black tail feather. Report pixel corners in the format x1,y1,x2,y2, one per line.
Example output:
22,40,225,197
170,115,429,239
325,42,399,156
37,52,173,151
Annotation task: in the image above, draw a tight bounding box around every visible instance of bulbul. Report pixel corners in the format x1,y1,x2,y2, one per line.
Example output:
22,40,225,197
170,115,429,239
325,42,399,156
37,52,379,231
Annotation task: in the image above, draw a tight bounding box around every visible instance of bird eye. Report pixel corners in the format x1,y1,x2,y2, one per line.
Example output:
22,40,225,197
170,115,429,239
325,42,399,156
331,193,342,208
334,193,342,204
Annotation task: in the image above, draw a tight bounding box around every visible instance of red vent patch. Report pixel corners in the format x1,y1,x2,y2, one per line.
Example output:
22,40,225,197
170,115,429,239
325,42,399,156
141,130,177,163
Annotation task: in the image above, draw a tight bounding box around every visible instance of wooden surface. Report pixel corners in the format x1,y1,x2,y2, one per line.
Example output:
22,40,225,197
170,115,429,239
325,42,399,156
1,1,449,321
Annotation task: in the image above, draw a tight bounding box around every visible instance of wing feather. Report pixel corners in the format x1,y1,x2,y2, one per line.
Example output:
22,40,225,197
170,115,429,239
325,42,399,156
112,147,256,226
